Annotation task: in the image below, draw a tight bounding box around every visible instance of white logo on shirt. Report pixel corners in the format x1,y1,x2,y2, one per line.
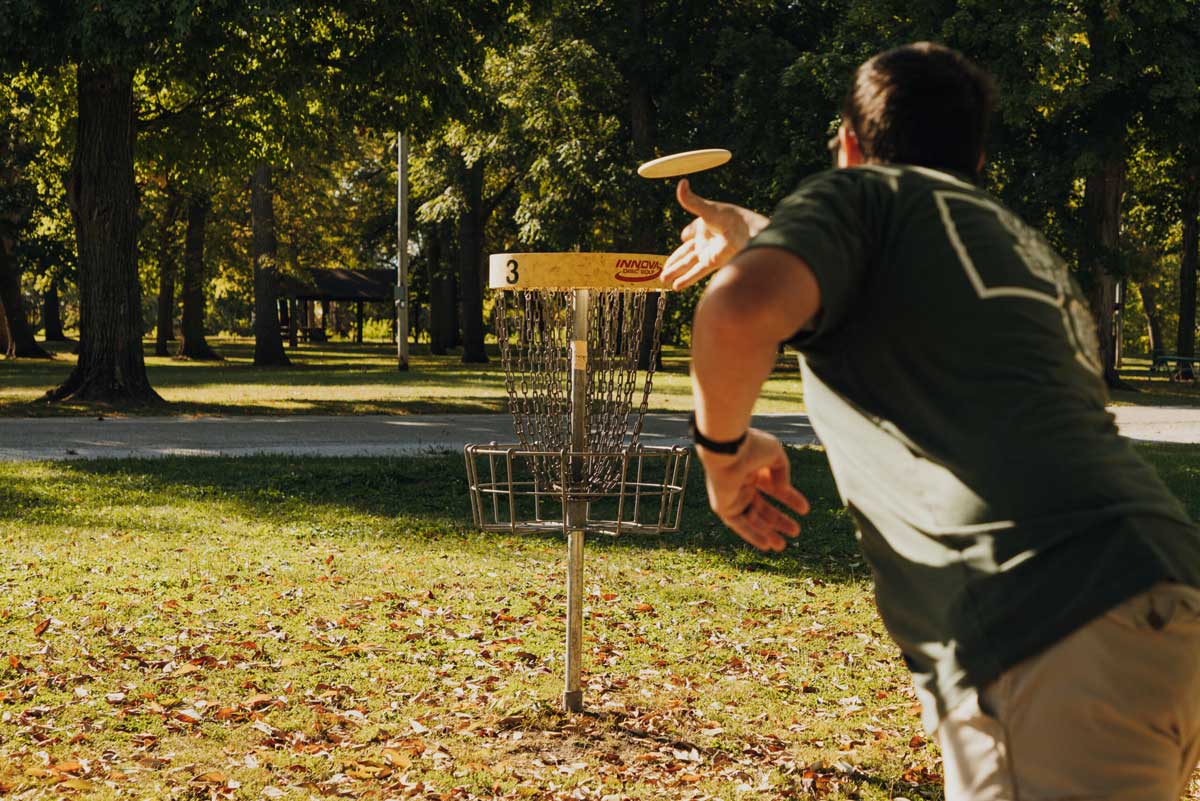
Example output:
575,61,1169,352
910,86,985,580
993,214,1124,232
933,190,1102,376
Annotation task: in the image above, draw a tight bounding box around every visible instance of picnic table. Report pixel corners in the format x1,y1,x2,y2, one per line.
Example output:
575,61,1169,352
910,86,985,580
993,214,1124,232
1148,354,1200,380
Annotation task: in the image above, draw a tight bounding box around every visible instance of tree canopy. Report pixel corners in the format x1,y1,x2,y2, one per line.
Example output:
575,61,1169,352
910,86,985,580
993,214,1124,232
0,0,1197,396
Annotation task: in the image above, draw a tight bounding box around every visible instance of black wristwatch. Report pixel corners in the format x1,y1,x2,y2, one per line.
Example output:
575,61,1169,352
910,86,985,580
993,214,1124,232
688,412,748,455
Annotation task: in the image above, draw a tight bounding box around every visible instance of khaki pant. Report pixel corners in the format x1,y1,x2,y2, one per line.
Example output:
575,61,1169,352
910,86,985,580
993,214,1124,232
936,582,1200,801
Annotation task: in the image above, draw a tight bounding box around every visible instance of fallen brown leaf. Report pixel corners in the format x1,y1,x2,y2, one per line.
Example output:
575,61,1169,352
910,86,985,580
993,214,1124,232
174,708,203,724
381,748,411,769
243,693,274,710
57,778,94,791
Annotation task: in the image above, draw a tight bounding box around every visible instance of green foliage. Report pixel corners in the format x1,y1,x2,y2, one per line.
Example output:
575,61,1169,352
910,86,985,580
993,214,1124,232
2,0,1199,351
0,68,75,285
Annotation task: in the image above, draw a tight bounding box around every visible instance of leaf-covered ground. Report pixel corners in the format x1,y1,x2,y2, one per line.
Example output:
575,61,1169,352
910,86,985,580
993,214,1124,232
1,446,1198,800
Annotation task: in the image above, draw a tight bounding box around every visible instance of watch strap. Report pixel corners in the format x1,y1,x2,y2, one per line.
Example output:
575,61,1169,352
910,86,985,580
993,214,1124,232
688,412,748,455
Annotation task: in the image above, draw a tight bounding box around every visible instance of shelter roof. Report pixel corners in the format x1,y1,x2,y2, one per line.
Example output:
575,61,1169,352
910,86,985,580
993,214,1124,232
277,268,396,301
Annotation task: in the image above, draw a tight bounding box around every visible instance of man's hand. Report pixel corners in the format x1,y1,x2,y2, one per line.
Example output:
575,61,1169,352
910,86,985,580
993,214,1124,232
699,429,810,552
662,179,769,290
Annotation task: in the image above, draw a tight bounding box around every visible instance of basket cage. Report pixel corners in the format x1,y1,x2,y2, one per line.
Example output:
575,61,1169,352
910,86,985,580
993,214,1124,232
464,443,690,537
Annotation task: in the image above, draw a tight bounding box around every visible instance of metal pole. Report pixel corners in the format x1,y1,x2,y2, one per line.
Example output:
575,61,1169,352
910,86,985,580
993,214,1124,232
396,133,410,371
1115,279,1125,370
563,288,589,713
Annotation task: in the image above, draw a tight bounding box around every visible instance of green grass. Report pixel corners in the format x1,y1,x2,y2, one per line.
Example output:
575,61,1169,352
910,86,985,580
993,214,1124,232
0,339,805,418
2,445,1198,800
4,341,1198,419
1110,356,1200,407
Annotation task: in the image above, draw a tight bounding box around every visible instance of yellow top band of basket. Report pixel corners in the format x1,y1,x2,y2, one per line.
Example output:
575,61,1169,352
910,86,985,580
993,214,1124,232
488,252,673,291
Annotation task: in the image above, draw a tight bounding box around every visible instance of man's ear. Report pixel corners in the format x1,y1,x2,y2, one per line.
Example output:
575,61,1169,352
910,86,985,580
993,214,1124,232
838,124,864,168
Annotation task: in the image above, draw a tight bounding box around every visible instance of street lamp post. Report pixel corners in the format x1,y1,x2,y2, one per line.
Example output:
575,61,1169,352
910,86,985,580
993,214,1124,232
396,132,410,371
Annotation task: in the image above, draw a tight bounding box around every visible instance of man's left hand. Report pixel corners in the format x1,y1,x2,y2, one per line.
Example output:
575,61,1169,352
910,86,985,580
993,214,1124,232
699,429,811,551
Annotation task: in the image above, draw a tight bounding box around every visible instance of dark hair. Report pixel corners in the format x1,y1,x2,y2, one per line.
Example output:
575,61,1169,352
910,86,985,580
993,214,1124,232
841,42,995,177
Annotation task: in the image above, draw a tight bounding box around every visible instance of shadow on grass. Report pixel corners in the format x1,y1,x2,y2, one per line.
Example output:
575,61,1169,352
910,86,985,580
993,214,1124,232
1110,380,1200,408
12,447,866,582
0,482,57,522
8,443,1198,587
0,339,706,416
1134,443,1200,519
6,396,511,418
0,339,514,416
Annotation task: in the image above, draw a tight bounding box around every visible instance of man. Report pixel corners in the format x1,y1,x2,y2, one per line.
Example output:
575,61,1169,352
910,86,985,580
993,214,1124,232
665,42,1200,801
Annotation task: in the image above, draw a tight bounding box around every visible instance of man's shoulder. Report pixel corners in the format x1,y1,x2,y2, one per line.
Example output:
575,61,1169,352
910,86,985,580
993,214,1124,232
787,165,987,208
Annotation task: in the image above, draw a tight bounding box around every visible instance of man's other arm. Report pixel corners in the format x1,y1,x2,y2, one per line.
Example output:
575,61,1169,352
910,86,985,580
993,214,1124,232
690,246,821,550
691,245,821,441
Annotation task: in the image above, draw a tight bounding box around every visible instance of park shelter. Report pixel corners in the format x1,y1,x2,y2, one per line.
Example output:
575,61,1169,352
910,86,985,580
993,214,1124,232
276,268,396,345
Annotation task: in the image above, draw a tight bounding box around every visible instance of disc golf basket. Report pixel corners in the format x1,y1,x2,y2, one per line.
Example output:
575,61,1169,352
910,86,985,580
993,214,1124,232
464,252,690,712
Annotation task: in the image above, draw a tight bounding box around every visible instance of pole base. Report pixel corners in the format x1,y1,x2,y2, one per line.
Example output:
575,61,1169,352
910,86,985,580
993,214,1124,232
562,690,583,712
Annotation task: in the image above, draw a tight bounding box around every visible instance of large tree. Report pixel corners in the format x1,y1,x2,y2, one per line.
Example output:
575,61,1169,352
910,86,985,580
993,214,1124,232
1178,154,1200,378
944,0,1199,386
0,71,59,358
0,1,260,402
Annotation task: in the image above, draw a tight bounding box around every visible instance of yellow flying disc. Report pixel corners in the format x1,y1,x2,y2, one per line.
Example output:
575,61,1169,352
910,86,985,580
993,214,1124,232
637,148,732,179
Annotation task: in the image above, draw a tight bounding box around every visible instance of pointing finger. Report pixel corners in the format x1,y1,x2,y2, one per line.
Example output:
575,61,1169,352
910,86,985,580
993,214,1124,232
676,179,718,219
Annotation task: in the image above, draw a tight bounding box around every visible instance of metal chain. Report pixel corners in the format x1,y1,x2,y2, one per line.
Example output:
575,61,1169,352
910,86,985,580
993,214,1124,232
629,290,666,448
494,287,665,495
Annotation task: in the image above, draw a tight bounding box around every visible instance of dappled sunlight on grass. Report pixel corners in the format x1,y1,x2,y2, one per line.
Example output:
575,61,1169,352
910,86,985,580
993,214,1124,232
1112,357,1200,407
0,338,807,417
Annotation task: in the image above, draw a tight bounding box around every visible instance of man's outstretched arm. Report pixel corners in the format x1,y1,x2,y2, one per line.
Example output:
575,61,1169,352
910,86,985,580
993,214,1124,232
690,246,822,550
662,179,770,290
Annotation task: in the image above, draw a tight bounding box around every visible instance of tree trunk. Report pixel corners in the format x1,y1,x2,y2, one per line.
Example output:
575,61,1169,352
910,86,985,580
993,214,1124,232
1178,171,1199,380
154,257,175,356
427,223,455,355
0,294,9,356
43,279,66,341
288,297,298,348
177,190,219,360
0,242,49,358
458,160,487,364
627,0,662,371
1137,281,1165,362
445,222,460,349
1082,159,1125,388
251,163,289,366
47,64,159,404
154,189,181,356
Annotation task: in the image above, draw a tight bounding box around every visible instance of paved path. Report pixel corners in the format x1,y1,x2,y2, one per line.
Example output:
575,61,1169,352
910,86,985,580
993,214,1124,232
0,407,1194,461
0,413,810,461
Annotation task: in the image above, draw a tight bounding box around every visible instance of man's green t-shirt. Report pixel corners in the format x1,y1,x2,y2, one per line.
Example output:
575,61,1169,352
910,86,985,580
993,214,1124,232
745,165,1200,731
